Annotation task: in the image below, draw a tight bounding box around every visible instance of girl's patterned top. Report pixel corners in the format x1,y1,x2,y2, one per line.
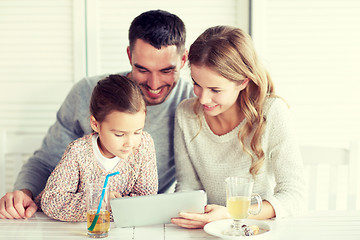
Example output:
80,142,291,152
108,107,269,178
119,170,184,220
35,131,158,222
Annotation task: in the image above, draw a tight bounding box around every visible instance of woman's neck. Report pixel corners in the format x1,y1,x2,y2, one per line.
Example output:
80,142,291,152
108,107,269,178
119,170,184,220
205,105,244,136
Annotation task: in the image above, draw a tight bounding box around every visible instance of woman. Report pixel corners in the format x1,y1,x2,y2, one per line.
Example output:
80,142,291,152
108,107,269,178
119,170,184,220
171,26,305,228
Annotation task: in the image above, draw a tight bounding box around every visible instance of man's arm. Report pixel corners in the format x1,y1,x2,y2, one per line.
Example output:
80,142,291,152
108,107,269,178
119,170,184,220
13,78,95,197
0,75,101,219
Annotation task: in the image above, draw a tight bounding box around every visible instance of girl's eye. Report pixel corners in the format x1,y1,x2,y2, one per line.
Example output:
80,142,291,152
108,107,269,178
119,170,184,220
134,130,142,135
115,134,124,137
211,89,221,93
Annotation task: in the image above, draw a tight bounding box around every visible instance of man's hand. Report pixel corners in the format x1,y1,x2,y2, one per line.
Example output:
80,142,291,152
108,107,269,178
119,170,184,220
171,204,230,229
0,189,37,219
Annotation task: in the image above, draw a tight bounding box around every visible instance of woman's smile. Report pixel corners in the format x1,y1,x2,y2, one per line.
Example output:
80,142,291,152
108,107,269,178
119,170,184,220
202,104,219,111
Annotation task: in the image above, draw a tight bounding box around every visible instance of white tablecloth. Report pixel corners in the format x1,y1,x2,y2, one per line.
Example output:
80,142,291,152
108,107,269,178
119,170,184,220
1,210,359,239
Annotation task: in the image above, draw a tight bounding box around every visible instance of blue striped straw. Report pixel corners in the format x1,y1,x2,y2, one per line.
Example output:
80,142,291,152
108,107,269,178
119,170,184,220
88,171,120,231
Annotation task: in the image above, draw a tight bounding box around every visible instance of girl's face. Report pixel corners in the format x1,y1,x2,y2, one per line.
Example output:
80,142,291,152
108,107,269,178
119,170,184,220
191,64,248,117
90,110,146,159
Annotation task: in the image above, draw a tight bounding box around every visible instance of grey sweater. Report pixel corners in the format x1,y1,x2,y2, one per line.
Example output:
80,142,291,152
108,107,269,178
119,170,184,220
174,97,306,218
14,72,194,196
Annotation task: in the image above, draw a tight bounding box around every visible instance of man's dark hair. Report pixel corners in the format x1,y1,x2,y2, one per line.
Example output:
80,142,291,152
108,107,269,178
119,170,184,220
128,9,186,54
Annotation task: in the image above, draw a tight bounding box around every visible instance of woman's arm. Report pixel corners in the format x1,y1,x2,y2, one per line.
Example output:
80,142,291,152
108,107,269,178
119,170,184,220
263,99,306,218
248,200,275,220
171,200,275,229
174,103,203,192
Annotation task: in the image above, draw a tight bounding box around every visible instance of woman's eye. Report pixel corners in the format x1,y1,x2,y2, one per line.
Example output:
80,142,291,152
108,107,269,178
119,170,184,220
115,134,124,137
212,89,221,93
134,131,142,135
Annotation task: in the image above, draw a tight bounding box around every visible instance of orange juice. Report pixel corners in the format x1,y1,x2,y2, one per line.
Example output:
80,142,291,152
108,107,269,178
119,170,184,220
87,210,110,238
227,196,250,219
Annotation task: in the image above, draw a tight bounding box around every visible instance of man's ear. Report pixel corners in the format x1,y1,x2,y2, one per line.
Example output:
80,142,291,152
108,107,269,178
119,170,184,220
90,115,100,133
127,46,132,65
180,49,189,69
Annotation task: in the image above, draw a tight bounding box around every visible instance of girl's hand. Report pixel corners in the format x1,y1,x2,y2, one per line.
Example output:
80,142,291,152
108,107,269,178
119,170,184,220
171,204,230,229
109,191,122,200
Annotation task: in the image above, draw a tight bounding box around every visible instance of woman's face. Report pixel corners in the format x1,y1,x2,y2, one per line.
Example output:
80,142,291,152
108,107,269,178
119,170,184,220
90,110,146,159
191,64,247,117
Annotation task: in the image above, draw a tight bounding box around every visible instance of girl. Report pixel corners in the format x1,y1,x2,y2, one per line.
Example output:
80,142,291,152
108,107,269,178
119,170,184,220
37,75,158,221
171,26,305,228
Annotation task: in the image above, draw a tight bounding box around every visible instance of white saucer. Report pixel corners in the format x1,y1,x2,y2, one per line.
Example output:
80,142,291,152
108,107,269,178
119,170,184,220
204,219,271,239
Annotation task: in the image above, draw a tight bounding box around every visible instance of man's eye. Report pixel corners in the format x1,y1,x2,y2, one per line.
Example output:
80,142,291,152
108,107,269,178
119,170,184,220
162,69,172,74
136,67,148,73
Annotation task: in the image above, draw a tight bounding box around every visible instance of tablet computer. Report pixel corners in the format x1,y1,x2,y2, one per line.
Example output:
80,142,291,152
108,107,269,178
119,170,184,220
110,190,207,228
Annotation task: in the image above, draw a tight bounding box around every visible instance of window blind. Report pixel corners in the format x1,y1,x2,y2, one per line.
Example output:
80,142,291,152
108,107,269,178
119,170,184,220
0,0,75,194
87,0,248,77
252,0,360,146
0,0,250,194
0,0,75,130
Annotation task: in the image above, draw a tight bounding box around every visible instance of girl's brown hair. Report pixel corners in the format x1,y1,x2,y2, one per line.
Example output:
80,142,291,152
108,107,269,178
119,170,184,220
90,75,146,122
188,26,277,176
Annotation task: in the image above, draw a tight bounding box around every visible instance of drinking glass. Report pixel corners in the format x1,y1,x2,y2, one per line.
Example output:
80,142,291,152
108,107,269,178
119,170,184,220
223,176,262,236
86,182,110,238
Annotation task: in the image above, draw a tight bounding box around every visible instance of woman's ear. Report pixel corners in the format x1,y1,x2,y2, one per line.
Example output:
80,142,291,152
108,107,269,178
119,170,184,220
240,78,250,90
90,115,100,133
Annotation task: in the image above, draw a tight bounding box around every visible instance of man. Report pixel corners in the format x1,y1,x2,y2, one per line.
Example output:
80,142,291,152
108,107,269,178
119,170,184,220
0,10,194,219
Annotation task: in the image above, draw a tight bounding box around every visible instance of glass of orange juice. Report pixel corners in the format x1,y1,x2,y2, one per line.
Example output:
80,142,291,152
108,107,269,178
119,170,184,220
223,176,262,236
86,182,110,238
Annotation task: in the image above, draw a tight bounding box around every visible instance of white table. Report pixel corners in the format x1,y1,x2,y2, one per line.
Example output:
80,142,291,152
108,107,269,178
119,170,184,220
1,210,360,239
268,210,360,240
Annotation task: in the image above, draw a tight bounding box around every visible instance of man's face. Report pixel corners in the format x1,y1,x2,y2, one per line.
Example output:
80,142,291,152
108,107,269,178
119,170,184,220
127,39,187,106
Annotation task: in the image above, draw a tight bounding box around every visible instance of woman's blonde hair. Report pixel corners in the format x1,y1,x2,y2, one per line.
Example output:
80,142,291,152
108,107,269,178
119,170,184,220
188,25,277,176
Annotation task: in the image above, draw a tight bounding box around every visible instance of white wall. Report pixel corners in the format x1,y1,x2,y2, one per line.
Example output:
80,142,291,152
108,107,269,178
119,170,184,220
0,0,249,132
89,0,249,81
0,0,249,194
2,0,359,196
0,0,76,133
251,0,360,148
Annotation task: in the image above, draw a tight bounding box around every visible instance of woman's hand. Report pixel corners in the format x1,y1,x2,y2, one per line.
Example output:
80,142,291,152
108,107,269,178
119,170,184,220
171,204,230,229
109,191,122,200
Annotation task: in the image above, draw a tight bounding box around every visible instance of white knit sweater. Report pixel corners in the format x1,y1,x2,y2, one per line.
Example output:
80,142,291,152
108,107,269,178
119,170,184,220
174,97,305,218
